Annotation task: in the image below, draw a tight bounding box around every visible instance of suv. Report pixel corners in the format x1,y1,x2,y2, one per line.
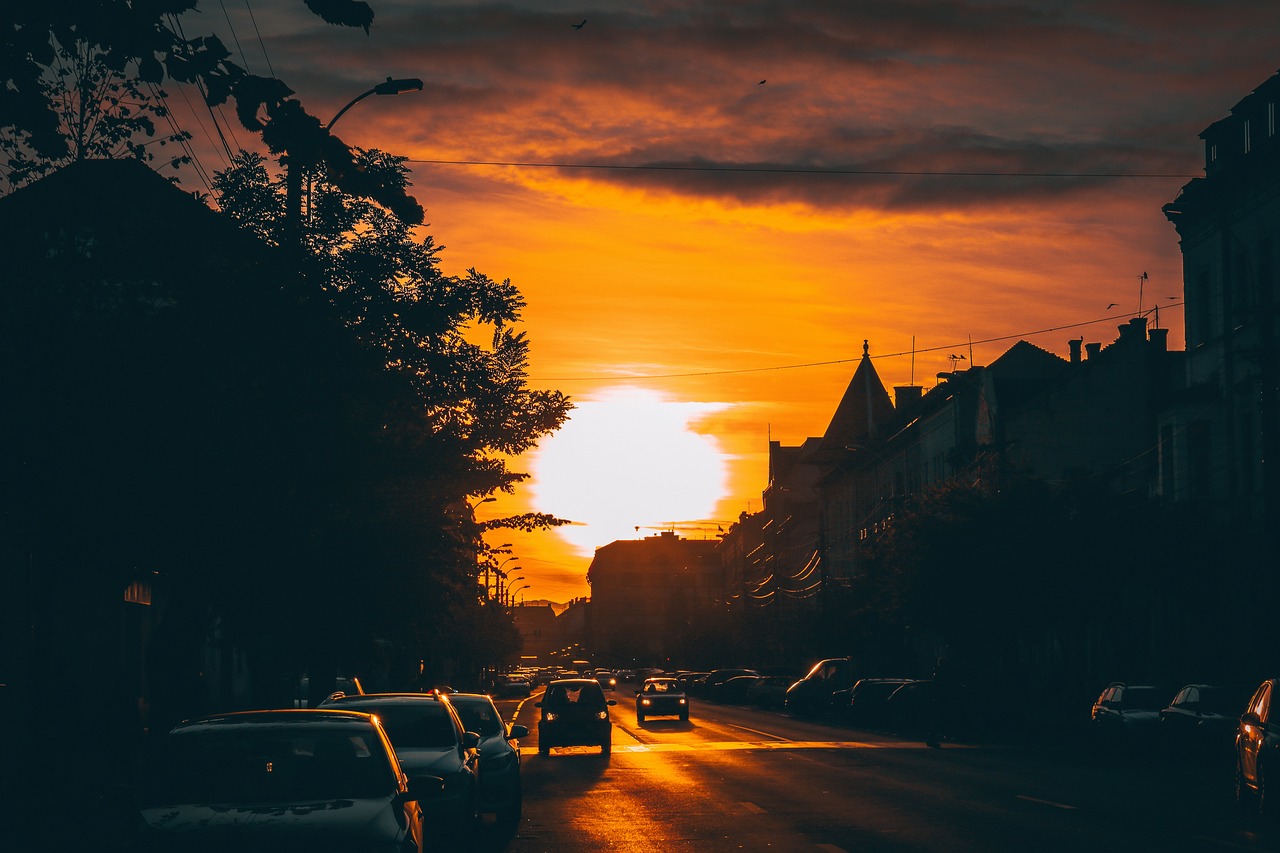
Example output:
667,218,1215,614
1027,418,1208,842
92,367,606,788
1091,682,1168,744
536,678,616,755
785,658,857,716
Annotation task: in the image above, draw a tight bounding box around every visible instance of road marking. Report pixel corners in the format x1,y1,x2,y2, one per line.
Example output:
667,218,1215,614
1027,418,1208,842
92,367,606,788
726,722,792,741
740,801,765,813
607,740,970,753
1015,794,1077,810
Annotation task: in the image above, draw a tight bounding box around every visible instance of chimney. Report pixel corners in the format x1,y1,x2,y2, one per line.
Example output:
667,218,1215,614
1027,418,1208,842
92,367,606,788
1128,316,1148,340
1149,327,1168,351
1068,339,1082,364
1085,342,1102,360
894,385,923,410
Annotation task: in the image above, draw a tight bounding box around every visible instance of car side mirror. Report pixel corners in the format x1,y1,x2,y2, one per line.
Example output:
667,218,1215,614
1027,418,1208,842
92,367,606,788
508,724,529,739
399,775,444,804
462,731,481,750
535,701,543,708
635,692,642,697
607,699,617,706
1242,711,1262,727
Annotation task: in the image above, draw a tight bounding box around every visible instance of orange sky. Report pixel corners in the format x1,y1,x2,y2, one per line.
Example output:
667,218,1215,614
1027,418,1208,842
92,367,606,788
167,1,1276,602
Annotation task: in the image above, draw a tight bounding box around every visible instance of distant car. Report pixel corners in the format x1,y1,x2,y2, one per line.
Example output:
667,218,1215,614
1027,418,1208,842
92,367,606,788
1161,684,1247,753
785,658,858,716
319,692,481,833
537,678,616,755
1236,678,1280,813
711,674,761,704
132,709,436,852
595,670,618,691
636,677,690,722
745,675,791,710
703,668,759,700
1091,682,1168,745
293,674,364,707
846,678,918,728
450,692,528,826
496,675,532,698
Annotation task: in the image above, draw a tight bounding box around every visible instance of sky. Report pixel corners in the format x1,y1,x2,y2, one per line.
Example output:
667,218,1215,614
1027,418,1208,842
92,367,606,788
164,0,1278,602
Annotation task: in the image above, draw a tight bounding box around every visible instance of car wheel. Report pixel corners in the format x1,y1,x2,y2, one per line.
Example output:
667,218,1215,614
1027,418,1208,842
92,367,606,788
538,741,549,756
680,709,689,721
602,734,612,755
1261,764,1273,818
637,712,645,723
497,791,522,828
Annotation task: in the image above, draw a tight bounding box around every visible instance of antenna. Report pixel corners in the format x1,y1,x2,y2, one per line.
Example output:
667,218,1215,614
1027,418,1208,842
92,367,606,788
911,335,916,386
1138,271,1148,316
968,334,974,364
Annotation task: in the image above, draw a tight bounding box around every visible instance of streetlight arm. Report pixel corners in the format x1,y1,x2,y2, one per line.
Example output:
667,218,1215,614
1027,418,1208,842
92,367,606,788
327,77,424,129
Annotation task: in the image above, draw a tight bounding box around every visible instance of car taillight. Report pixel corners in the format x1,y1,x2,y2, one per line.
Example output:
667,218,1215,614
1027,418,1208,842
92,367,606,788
597,711,608,720
544,712,558,722
641,698,651,706
679,698,687,705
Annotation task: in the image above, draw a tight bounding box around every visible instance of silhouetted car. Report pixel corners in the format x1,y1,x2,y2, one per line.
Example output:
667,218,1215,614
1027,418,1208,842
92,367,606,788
703,668,759,700
595,670,618,691
636,677,690,722
131,709,437,852
537,678,616,755
1236,678,1280,813
450,692,527,826
746,675,792,709
319,692,481,834
712,674,761,704
785,658,858,716
1161,684,1247,753
1091,682,1168,745
496,675,532,698
846,678,918,728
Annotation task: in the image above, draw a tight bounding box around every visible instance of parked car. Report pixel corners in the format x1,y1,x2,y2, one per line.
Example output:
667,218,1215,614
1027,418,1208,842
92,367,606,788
702,668,759,700
711,674,761,704
745,675,791,710
496,675,532,698
319,692,481,834
1091,682,1168,745
785,658,858,716
846,678,918,728
636,677,690,722
449,692,527,826
131,709,437,852
1161,683,1247,753
1236,678,1280,813
536,678,616,755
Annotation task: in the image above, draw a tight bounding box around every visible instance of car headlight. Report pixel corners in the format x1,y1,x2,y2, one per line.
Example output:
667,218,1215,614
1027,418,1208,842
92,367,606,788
597,711,608,720
679,698,687,705
544,712,558,722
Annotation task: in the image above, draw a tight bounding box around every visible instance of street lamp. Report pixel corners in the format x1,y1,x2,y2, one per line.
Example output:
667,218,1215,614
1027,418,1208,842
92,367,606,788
286,76,424,245
509,584,530,607
503,576,524,606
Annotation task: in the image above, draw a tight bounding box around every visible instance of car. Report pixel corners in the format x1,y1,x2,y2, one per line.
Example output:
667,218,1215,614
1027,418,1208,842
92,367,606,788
745,675,792,710
1161,683,1247,754
785,658,858,716
319,692,481,834
702,668,759,700
1236,678,1280,813
710,674,760,704
496,675,532,698
536,678,616,754
636,677,690,722
595,669,618,691
845,678,918,728
131,709,436,852
449,692,528,826
1091,682,1169,745
292,674,364,707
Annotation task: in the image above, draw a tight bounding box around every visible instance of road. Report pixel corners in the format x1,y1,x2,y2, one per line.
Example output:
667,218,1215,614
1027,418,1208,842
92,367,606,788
469,682,1280,853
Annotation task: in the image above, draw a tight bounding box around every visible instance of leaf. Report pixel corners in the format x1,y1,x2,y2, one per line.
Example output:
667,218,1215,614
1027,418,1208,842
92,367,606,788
303,0,375,33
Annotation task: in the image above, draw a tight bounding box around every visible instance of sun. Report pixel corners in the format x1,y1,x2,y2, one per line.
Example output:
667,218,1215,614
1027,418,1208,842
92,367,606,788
530,387,731,554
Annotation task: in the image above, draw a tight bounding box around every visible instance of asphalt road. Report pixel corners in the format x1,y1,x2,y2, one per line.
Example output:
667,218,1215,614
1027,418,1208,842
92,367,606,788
473,682,1280,853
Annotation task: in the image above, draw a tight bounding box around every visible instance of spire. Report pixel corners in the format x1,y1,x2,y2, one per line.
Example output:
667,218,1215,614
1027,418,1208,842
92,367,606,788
819,340,895,452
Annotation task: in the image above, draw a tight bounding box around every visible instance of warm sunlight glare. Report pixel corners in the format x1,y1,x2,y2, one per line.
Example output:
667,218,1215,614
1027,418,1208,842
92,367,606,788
531,388,731,554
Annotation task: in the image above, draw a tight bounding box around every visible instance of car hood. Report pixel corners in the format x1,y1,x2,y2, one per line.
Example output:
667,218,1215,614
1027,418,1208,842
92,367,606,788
395,746,464,777
135,797,404,851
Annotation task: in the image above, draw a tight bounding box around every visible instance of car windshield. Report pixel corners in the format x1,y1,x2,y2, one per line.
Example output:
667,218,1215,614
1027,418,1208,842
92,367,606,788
345,702,458,748
149,724,394,805
546,682,604,708
644,680,679,693
453,700,504,736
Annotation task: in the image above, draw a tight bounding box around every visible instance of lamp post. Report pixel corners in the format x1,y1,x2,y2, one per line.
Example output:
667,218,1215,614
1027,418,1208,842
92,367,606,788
509,584,530,608
502,576,524,606
285,76,424,246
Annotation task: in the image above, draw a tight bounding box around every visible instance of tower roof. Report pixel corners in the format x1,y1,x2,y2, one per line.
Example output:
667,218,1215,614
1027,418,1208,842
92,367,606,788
819,340,895,452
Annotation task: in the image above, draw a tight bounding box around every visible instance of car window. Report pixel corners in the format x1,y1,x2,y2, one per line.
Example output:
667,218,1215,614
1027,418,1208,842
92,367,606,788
348,703,459,748
454,701,503,736
152,726,395,804
1258,683,1273,723
547,682,604,708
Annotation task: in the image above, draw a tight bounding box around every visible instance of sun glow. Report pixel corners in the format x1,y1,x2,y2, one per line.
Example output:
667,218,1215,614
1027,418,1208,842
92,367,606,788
530,388,731,554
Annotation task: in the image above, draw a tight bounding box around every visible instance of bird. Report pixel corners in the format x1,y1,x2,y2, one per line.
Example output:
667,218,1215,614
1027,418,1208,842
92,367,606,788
1106,303,1117,309
758,79,766,84
571,19,586,29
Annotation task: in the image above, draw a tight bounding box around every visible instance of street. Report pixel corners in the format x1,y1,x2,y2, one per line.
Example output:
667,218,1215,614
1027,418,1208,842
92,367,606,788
474,686,1280,853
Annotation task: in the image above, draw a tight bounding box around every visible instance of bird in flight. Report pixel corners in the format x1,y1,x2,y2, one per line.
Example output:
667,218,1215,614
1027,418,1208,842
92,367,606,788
571,19,586,29
758,79,766,84
1106,303,1117,309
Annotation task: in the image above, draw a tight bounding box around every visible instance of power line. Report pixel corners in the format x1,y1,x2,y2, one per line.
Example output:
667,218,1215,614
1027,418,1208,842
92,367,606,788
533,303,1185,382
407,157,1199,180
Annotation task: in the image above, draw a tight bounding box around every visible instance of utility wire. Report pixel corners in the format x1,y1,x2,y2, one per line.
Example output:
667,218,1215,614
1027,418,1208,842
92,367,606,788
407,157,1199,180
534,303,1185,382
